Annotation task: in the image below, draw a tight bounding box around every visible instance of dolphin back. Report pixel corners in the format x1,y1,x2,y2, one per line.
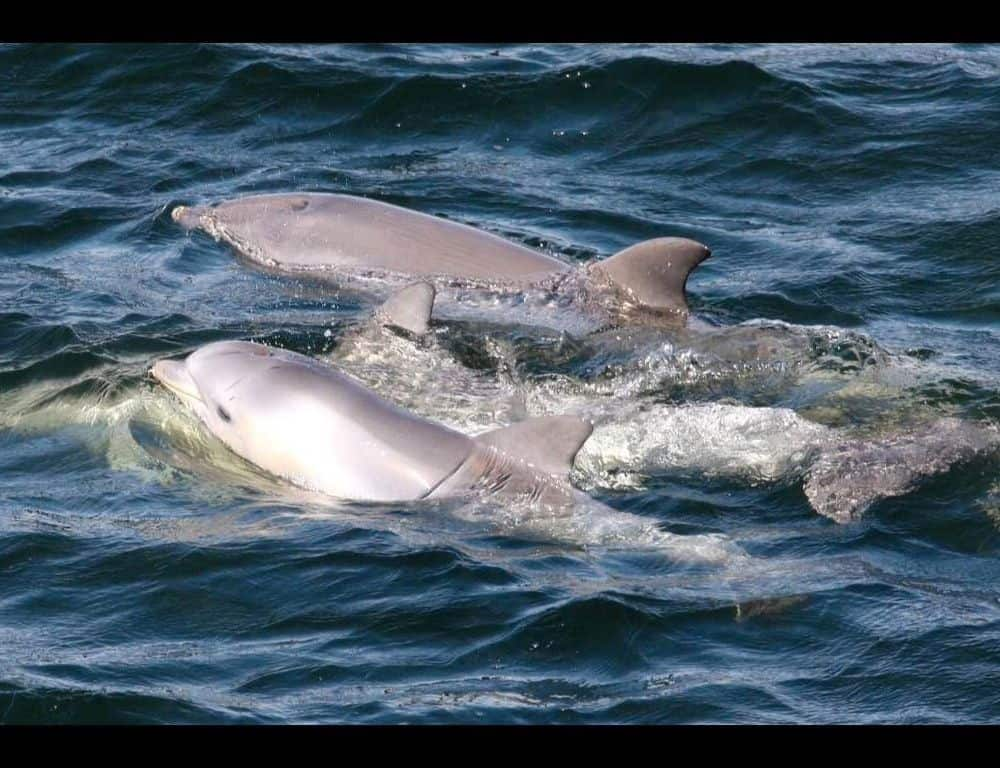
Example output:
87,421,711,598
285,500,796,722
172,193,570,284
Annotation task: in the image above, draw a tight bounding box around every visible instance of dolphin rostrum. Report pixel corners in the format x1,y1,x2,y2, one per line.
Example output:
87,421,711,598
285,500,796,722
150,340,593,505
171,193,711,326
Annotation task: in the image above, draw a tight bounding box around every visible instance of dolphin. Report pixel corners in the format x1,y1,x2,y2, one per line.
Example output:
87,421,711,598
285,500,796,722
148,339,741,561
170,193,890,391
149,339,594,505
171,193,711,328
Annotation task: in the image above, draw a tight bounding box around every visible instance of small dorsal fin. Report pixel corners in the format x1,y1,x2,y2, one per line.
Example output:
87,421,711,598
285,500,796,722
589,237,711,316
377,282,436,335
474,415,593,477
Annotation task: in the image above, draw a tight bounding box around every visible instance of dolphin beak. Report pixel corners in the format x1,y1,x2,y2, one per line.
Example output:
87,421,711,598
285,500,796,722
151,359,203,404
171,204,205,230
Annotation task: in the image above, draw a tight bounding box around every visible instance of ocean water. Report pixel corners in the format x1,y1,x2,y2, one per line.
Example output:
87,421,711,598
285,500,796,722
2,43,1000,724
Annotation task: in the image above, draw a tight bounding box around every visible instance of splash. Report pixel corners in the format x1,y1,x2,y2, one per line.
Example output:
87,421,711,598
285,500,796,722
575,403,832,489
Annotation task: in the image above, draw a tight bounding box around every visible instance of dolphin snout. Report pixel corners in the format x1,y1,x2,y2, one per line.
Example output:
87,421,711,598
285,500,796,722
151,359,202,402
171,204,205,230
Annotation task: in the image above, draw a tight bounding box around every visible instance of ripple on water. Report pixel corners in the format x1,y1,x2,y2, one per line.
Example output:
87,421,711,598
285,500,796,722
2,43,1000,723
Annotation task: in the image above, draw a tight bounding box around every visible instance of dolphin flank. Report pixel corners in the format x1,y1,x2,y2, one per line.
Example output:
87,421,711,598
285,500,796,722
150,340,592,504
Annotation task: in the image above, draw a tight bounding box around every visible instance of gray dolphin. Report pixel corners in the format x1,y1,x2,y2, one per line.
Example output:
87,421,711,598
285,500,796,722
149,339,743,561
150,339,593,505
171,193,878,388
171,193,711,326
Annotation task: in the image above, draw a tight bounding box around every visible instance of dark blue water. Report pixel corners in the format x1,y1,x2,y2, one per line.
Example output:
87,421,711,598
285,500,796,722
2,43,999,724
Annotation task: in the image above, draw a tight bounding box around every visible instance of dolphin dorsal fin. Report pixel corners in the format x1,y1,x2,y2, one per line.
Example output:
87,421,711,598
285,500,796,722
474,415,593,477
377,282,436,335
589,237,711,316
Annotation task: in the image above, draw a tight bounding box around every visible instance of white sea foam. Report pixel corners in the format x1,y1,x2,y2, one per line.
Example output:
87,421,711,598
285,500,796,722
575,403,833,489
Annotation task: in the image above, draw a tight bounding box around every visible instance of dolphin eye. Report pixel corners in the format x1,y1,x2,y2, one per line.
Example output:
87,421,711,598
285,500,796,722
290,198,309,211
217,405,232,423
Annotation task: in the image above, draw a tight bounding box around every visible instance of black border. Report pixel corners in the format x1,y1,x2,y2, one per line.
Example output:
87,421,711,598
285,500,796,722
5,12,1000,44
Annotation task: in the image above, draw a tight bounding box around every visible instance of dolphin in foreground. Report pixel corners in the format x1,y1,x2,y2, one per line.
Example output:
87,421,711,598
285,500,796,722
171,193,711,327
149,339,742,561
150,340,595,505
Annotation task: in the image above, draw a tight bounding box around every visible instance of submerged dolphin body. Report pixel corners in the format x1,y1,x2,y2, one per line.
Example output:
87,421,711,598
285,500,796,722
337,287,1000,523
803,418,1000,522
579,405,999,522
150,340,592,505
171,193,711,328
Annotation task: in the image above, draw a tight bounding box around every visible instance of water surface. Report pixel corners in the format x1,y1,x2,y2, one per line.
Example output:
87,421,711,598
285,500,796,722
1,43,999,723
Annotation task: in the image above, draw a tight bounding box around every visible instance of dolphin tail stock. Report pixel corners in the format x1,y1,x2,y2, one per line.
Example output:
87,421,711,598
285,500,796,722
375,282,437,336
171,204,210,231
588,237,711,319
802,417,1000,523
